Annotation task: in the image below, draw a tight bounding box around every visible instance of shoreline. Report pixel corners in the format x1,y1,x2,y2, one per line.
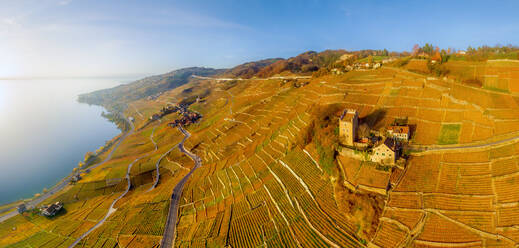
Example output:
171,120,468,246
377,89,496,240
0,106,129,222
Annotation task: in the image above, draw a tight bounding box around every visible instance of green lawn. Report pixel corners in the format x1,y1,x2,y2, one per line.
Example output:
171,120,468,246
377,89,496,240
438,124,461,145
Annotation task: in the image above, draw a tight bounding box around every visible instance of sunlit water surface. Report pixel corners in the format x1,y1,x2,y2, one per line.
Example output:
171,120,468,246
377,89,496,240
0,78,130,205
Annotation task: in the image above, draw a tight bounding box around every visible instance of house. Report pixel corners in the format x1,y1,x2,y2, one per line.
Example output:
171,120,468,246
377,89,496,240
387,125,410,141
457,50,466,55
17,204,26,214
339,109,359,146
40,202,63,217
371,138,399,164
417,52,430,58
150,114,160,121
70,174,82,183
331,68,343,75
382,58,396,64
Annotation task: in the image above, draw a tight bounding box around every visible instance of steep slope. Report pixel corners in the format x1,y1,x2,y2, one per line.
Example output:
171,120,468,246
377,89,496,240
5,58,519,247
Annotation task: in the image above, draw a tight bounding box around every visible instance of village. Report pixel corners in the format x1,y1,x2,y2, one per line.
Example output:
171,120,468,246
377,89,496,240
146,97,203,128
166,103,202,127
17,201,64,218
338,109,410,166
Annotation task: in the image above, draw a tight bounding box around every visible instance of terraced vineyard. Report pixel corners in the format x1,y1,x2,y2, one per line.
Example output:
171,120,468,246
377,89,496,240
4,60,519,248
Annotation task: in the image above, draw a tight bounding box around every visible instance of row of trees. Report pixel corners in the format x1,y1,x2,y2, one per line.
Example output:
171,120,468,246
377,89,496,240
412,43,519,62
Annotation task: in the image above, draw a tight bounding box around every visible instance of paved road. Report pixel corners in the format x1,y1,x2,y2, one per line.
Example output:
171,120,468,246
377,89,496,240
410,132,519,154
191,75,311,81
148,127,180,192
0,116,134,224
160,126,202,248
68,154,141,248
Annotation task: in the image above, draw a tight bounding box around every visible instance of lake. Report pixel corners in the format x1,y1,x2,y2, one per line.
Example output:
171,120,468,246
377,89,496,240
0,78,134,205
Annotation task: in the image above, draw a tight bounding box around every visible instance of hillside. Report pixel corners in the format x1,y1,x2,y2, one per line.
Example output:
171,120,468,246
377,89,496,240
77,67,225,110
4,54,519,247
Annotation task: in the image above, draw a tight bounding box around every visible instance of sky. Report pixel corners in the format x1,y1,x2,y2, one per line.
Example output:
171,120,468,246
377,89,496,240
1,0,519,78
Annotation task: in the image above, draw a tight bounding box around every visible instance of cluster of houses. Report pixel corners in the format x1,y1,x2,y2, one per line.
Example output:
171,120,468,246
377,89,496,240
70,174,82,184
39,202,64,217
331,62,382,75
150,104,183,121
167,105,202,127
331,57,398,75
339,109,410,165
16,201,63,217
17,201,64,217
146,91,163,101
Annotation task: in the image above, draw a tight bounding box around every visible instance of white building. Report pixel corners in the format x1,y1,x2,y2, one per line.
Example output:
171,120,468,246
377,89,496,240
387,126,410,141
371,138,399,164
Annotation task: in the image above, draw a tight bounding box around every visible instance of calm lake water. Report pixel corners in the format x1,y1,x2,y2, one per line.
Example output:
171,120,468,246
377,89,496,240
0,78,133,205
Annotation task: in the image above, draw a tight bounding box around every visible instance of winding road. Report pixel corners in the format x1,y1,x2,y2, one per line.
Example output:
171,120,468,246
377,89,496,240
148,124,180,192
68,155,141,248
67,118,136,248
191,75,311,81
160,126,202,248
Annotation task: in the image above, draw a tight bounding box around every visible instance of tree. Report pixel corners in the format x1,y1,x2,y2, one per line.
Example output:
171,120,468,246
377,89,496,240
383,49,389,56
412,44,420,56
432,47,442,62
84,152,95,163
423,43,434,55
367,55,374,64
358,123,370,138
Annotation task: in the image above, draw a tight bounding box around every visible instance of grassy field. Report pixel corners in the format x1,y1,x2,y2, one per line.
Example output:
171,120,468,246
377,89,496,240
438,124,461,145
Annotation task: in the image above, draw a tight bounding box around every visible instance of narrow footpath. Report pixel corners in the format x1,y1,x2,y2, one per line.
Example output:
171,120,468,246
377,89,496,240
160,126,202,248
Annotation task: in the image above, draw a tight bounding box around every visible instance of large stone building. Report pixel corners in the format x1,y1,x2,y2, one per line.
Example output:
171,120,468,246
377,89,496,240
339,109,358,146
371,138,399,164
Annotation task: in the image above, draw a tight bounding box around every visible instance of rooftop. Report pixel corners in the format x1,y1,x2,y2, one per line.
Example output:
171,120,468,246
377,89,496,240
340,109,358,121
388,125,410,134
380,137,399,152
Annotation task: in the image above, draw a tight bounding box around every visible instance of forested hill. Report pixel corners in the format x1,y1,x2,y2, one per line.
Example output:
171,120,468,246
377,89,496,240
78,67,224,109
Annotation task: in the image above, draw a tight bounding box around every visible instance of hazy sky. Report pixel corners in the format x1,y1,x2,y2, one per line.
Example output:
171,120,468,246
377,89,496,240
1,0,519,78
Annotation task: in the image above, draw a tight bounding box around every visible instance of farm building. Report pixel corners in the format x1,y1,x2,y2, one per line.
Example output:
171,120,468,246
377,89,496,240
387,125,410,141
17,204,26,213
339,109,358,146
40,202,63,217
371,138,400,164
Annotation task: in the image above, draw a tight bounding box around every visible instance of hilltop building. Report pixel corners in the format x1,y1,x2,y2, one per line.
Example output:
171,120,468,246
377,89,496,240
339,109,358,146
371,138,400,164
387,125,410,141
40,202,63,217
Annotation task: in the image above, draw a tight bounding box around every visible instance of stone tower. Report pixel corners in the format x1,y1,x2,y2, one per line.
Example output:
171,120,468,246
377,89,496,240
339,109,358,146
